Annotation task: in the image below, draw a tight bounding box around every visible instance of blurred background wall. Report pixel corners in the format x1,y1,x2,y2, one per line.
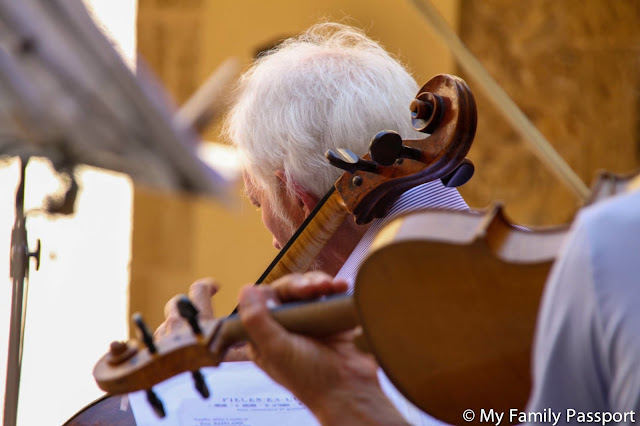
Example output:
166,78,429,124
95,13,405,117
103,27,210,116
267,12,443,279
457,0,640,225
137,0,640,226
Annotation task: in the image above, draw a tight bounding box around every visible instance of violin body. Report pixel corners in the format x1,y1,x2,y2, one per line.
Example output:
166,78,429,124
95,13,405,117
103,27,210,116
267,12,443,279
354,169,639,424
355,205,567,424
65,395,133,425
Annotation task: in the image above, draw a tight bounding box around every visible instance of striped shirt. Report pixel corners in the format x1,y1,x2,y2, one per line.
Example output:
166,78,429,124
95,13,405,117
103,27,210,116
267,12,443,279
336,179,469,291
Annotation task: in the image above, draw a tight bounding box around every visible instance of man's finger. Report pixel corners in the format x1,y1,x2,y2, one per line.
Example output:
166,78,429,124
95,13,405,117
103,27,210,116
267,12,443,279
238,285,289,359
163,294,182,320
271,272,348,302
188,278,219,319
154,313,185,339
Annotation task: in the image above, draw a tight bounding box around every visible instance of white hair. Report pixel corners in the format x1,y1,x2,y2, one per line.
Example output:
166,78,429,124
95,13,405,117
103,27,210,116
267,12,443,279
224,23,422,222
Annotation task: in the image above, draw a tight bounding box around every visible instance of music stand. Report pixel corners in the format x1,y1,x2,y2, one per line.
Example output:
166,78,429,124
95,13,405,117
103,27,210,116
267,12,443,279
0,1,230,424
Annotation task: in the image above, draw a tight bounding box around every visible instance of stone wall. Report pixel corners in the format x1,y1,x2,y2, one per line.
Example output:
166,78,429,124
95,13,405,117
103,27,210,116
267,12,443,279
137,0,204,106
457,0,640,224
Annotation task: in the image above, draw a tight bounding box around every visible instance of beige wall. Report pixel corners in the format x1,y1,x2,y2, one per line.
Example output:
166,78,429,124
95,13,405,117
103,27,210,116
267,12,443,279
130,181,275,329
456,0,640,225
137,0,460,134
198,0,459,92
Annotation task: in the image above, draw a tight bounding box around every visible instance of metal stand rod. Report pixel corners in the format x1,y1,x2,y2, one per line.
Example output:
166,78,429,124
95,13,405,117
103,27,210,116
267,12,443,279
4,157,30,426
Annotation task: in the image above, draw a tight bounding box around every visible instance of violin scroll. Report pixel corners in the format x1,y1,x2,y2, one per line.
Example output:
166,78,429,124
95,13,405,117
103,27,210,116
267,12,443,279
93,294,357,417
326,74,477,224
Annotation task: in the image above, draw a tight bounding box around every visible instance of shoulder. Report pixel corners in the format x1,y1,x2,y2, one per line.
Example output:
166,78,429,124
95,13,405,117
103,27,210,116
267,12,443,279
577,188,640,237
570,189,640,281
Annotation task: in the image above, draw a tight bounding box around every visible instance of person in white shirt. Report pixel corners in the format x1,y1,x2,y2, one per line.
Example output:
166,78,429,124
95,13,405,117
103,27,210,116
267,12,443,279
526,183,640,425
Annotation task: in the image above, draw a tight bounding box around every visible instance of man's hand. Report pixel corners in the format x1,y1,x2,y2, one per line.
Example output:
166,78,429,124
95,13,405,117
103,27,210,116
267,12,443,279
154,277,218,339
238,272,409,425
155,277,257,361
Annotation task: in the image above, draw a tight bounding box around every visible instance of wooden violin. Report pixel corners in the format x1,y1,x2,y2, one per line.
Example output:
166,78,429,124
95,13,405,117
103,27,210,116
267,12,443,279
380,170,639,425
67,73,478,423
358,170,637,426
355,205,566,425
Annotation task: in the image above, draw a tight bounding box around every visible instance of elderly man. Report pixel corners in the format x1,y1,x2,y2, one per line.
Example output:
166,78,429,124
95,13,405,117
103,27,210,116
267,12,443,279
227,22,467,279
158,22,467,329
156,22,467,424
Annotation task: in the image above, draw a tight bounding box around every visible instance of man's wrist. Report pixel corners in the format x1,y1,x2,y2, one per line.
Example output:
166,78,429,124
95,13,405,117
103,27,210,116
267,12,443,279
308,380,409,426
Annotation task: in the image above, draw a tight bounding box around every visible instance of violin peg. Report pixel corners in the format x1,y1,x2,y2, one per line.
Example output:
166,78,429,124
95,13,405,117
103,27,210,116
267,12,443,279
133,313,157,354
146,388,166,418
326,148,377,174
192,369,210,398
177,295,202,335
369,131,422,166
440,158,475,188
326,148,358,173
109,340,128,357
410,92,444,134
107,340,137,365
369,131,403,166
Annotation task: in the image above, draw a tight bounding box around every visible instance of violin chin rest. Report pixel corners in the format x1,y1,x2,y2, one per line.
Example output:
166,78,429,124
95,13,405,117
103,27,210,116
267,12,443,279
441,158,474,188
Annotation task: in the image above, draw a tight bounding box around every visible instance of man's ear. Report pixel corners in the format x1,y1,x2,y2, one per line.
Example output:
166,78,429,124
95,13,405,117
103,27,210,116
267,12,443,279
274,170,319,217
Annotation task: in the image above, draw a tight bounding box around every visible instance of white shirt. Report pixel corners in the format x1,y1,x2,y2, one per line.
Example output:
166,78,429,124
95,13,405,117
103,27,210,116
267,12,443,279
527,187,640,425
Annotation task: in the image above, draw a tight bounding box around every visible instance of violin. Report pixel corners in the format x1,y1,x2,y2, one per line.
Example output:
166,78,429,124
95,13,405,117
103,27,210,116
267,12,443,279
376,170,638,425
363,170,639,426
66,73,478,424
356,205,567,425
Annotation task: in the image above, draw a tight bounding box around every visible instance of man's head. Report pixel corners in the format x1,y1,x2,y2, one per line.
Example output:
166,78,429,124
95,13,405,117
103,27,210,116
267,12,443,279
225,23,421,248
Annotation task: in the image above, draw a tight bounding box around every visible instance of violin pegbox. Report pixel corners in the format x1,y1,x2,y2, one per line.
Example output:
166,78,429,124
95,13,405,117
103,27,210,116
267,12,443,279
94,297,221,418
325,74,477,225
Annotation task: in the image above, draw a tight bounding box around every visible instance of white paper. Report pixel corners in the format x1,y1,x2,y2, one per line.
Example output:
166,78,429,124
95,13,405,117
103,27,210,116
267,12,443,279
130,362,442,426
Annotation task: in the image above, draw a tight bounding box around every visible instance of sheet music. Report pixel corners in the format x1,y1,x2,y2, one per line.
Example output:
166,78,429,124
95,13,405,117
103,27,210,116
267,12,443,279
129,361,441,425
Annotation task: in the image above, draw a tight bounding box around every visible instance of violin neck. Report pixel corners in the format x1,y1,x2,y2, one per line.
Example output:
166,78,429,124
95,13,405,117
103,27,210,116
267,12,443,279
212,293,358,354
259,189,351,284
